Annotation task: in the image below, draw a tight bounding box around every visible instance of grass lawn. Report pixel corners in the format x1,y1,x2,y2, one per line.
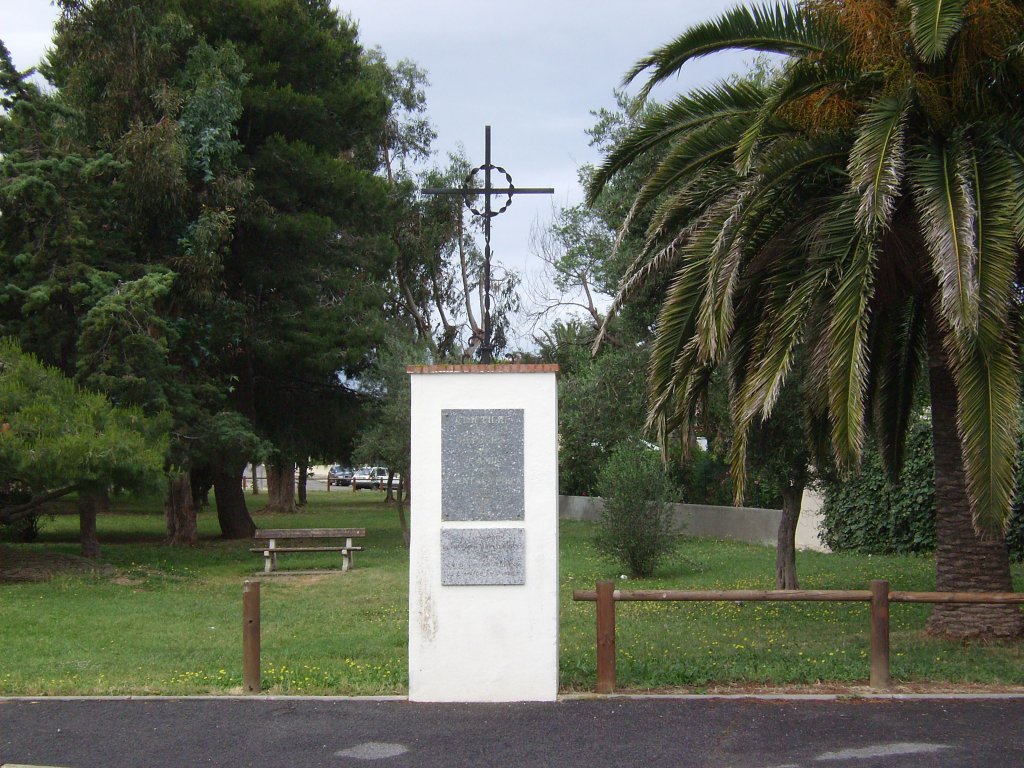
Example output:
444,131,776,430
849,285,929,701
1,492,1023,695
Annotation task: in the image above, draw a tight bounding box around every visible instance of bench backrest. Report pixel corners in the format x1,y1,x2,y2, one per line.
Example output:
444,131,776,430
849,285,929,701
254,528,365,539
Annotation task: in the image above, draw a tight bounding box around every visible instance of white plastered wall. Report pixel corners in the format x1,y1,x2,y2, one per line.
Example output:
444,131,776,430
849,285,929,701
408,369,559,702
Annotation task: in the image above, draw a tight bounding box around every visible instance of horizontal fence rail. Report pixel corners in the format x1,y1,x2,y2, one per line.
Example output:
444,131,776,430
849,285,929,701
572,580,1024,693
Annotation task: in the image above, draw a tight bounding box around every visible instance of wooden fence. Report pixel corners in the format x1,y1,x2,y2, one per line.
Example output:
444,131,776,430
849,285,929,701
573,580,1024,693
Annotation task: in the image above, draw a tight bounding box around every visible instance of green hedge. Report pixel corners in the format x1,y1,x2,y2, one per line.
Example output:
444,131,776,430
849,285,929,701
821,421,1024,559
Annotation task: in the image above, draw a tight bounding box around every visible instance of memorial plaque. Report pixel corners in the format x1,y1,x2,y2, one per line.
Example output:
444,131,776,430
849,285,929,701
440,528,525,585
442,409,524,521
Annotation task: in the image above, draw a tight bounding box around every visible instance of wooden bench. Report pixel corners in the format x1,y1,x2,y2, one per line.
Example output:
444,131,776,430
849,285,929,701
251,528,365,573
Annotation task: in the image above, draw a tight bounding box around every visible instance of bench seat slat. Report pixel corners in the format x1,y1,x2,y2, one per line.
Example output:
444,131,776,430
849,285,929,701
254,528,364,539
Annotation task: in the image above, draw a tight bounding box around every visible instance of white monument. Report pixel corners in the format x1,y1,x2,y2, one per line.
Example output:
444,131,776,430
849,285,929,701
407,364,559,702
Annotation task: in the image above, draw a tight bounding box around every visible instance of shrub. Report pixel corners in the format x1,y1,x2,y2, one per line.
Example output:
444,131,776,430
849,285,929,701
0,513,43,543
821,420,1024,559
595,443,678,578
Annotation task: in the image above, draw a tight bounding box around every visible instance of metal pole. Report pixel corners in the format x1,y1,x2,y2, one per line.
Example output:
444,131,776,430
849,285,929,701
596,580,616,693
243,580,261,693
482,125,493,363
869,579,890,690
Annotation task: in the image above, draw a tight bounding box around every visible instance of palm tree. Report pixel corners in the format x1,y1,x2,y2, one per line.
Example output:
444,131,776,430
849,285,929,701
589,0,1024,637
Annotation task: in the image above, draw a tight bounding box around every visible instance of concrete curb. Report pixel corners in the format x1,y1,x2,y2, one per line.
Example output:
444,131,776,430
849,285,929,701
4,692,1024,703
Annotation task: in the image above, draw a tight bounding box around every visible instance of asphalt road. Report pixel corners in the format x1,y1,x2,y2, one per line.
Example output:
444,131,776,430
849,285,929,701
2,696,1023,768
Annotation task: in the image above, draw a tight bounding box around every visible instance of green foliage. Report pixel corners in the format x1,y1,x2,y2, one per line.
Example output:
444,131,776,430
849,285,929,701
820,422,937,555
556,337,649,496
594,442,678,578
674,449,733,506
821,421,1024,560
4,1,402,514
177,41,247,182
360,47,435,179
0,338,167,522
75,271,177,411
0,511,44,543
352,333,428,478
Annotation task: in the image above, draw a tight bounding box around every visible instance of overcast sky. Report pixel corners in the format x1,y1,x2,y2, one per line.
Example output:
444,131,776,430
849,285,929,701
3,0,750,328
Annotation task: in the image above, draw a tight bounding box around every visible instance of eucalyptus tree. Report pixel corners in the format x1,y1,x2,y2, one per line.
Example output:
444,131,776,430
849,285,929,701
17,0,396,535
589,0,1024,636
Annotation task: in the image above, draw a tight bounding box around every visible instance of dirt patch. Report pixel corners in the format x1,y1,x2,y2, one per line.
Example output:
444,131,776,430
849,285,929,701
110,575,146,587
267,573,335,587
0,545,115,582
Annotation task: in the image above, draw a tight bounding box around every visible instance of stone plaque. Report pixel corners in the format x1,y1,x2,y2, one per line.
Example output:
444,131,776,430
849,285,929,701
440,528,525,586
441,409,524,521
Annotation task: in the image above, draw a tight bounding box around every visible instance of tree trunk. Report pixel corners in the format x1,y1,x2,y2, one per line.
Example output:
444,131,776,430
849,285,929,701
297,463,308,507
262,462,299,514
385,469,395,503
190,465,212,510
250,460,260,495
926,325,1022,638
396,476,410,548
213,463,256,539
165,472,197,546
78,488,108,558
775,485,802,590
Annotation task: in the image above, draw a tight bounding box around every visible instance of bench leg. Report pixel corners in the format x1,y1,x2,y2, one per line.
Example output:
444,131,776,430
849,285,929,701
342,538,354,572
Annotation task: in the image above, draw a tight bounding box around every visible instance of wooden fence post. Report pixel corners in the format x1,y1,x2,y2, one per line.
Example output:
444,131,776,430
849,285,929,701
869,579,890,690
243,579,261,693
596,580,616,694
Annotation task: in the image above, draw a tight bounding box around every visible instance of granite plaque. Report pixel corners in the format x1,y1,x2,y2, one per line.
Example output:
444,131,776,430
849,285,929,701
441,409,524,521
440,528,526,586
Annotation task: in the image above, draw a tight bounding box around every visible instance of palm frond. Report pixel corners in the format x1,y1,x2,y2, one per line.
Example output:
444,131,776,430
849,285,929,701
693,138,846,365
649,194,745,369
727,238,830,504
627,3,829,101
997,133,1024,251
735,57,868,174
870,296,927,477
696,188,750,363
948,334,1021,536
592,231,689,352
645,251,714,422
826,207,876,469
587,81,767,204
642,166,738,249
737,259,829,426
728,419,751,504
910,139,979,336
970,140,1019,351
626,118,749,240
849,89,910,234
908,0,967,62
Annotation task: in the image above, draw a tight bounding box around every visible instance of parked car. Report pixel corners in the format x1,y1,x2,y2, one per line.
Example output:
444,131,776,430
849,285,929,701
327,465,353,487
352,466,390,489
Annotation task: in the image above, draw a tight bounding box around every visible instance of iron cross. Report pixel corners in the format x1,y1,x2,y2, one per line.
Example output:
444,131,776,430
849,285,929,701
422,125,554,363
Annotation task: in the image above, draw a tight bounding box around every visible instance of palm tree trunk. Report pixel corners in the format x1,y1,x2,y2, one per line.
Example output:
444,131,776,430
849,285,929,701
926,326,1022,638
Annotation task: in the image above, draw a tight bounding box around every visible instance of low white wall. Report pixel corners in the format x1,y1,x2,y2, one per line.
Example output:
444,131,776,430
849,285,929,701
559,492,830,552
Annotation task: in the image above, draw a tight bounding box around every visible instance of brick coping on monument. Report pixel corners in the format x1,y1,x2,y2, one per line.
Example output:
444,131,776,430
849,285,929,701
406,363,559,375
